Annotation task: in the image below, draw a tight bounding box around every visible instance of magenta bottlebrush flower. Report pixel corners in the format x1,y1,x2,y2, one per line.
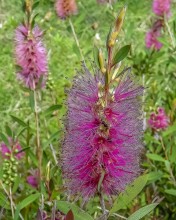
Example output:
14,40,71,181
153,0,171,17
27,175,38,188
0,139,24,159
145,20,163,50
55,0,77,19
27,169,39,188
148,107,169,130
15,25,48,89
62,67,143,199
0,143,11,158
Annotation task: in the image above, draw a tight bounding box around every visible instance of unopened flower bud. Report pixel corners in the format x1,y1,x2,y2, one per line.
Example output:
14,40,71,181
7,170,12,175
12,166,17,171
46,161,51,182
10,157,15,162
108,7,126,47
10,177,14,182
115,7,126,34
98,49,106,74
3,174,7,178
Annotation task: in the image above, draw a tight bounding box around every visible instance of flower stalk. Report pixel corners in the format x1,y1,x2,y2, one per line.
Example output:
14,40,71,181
33,88,42,182
69,17,85,64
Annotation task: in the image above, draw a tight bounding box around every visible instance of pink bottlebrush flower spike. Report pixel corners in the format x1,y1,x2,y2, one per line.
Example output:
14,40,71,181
55,0,77,19
15,25,48,89
148,107,169,131
153,0,171,17
145,20,163,50
62,66,143,199
0,138,24,159
27,169,39,188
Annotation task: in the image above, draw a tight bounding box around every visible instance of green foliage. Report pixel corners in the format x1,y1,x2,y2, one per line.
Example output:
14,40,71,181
14,193,40,220
127,203,159,220
57,201,94,220
112,45,131,66
110,174,148,214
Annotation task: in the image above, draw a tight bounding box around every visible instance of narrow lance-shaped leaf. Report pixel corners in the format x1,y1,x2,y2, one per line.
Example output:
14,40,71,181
112,45,131,66
10,115,28,127
147,153,165,162
57,201,94,220
165,189,176,196
0,132,9,145
93,46,100,69
127,203,159,220
14,193,40,220
44,104,62,116
110,174,148,214
5,124,13,138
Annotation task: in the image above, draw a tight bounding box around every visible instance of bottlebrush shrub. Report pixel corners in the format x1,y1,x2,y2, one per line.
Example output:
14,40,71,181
62,65,144,199
15,25,48,89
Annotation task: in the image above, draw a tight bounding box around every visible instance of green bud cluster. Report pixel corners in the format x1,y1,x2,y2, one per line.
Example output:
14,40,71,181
46,73,55,90
2,157,18,185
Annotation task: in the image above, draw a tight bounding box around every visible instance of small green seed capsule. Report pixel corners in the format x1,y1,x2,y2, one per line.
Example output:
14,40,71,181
4,161,10,166
7,170,12,174
12,166,17,171
10,177,14,182
10,157,15,162
3,174,7,178
5,180,9,185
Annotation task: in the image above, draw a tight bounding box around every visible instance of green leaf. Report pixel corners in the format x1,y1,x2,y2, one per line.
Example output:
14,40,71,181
165,189,176,196
16,127,27,138
163,124,176,137
28,151,38,166
32,0,40,10
93,46,100,68
113,45,131,66
10,115,28,127
12,176,20,193
44,131,60,147
57,201,94,220
0,191,10,209
44,105,62,116
127,203,159,220
0,132,9,145
14,193,40,220
5,124,13,137
147,153,165,162
147,171,163,184
110,174,148,214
